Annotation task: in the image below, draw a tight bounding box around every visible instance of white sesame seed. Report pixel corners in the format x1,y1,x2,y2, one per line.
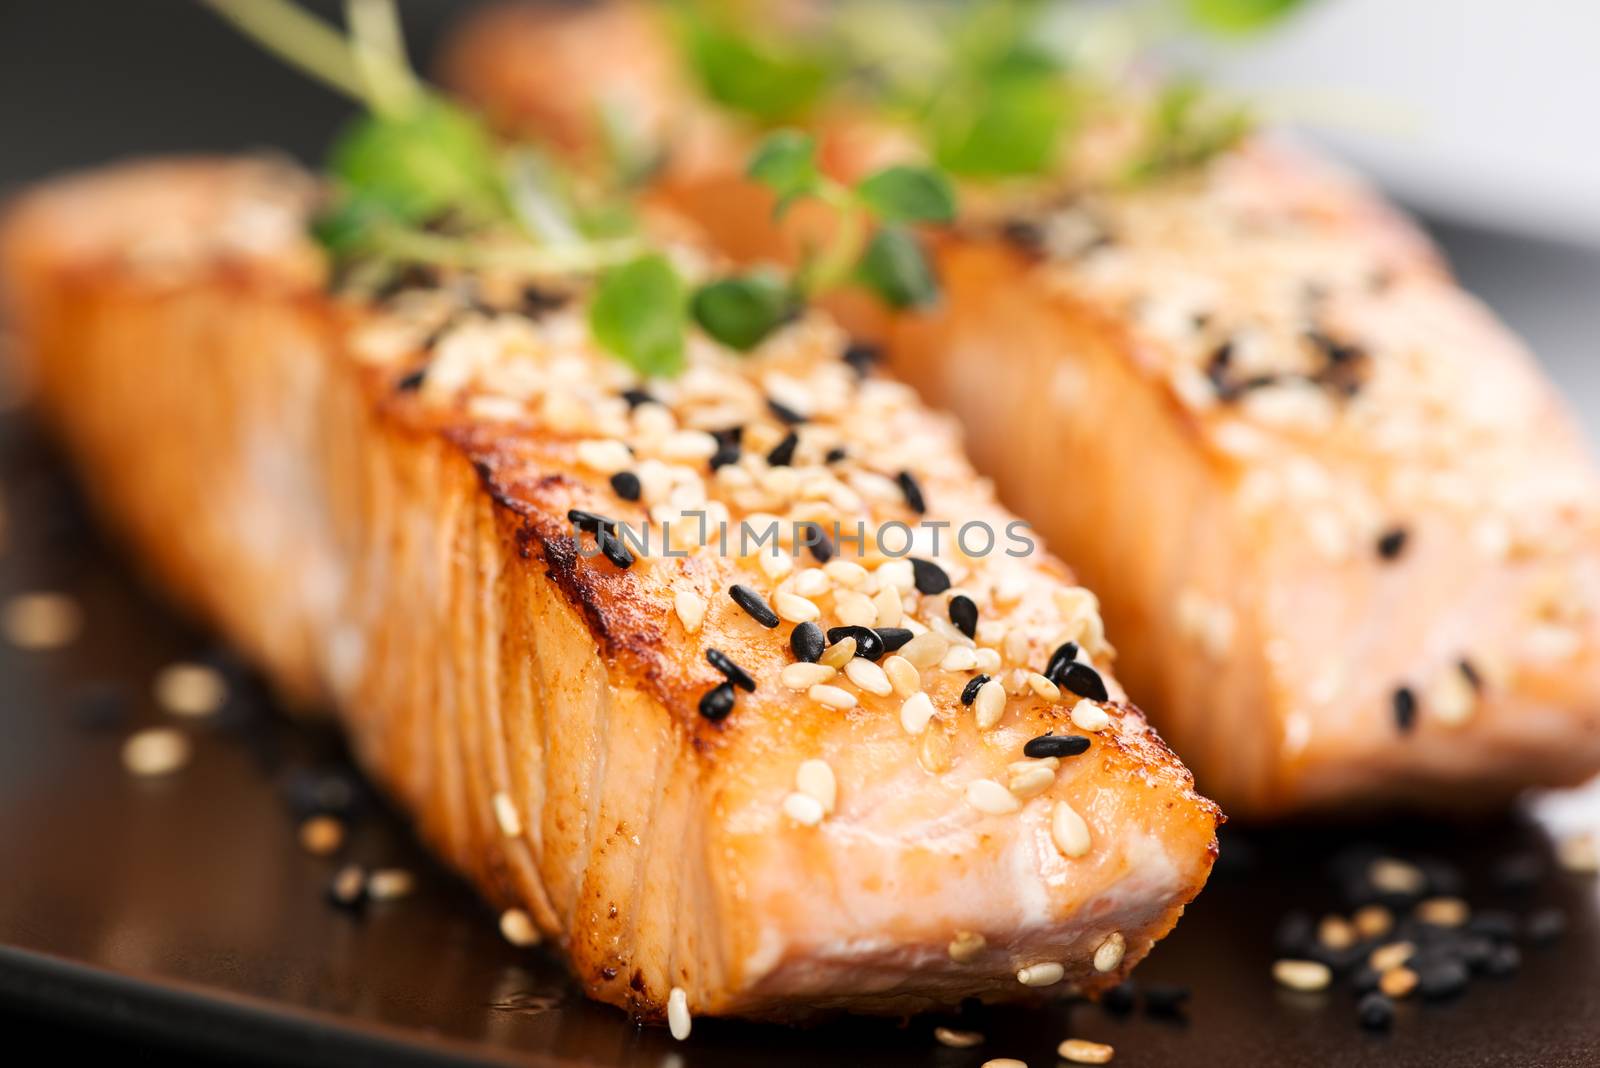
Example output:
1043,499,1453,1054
845,658,893,696
948,930,986,963
973,678,1007,730
823,560,868,588
1070,700,1110,732
1008,763,1055,799
1093,932,1125,973
667,986,692,1041
1368,941,1415,972
299,814,344,856
818,638,857,669
1415,896,1469,927
981,1060,1027,1068
122,727,190,777
1057,1038,1115,1065
154,662,229,718
1017,962,1065,987
884,654,921,697
934,1027,984,1049
872,586,903,627
774,590,820,623
782,791,826,826
875,559,914,593
781,662,836,690
1272,959,1332,992
900,691,936,735
941,646,978,672
833,590,878,627
1026,673,1061,701
493,791,522,838
966,778,1021,815
758,549,793,581
1428,665,1477,727
974,647,1002,673
793,567,832,597
808,683,857,710
500,908,541,947
900,631,949,669
366,868,415,902
1051,801,1092,858
1368,857,1426,896
1,591,82,650
1557,832,1600,874
673,591,706,634
575,438,632,473
795,759,837,814
659,429,718,462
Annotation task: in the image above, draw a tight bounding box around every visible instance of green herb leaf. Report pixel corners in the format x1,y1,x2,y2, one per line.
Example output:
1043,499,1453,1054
746,130,821,211
854,165,957,225
326,94,507,228
589,253,688,377
856,226,938,309
927,53,1073,178
1123,81,1253,183
678,10,832,123
691,271,799,351
1184,0,1310,35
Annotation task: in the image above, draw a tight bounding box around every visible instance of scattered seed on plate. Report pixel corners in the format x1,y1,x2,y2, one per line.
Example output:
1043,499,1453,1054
1357,991,1395,1030
981,1060,1027,1068
1143,983,1190,1017
500,908,541,947
933,1027,983,1049
668,986,692,1041
122,727,191,777
1318,915,1356,951
1378,966,1418,999
1415,896,1469,927
1369,941,1414,972
1016,961,1064,987
154,662,228,717
1526,907,1567,943
1369,857,1426,896
365,868,415,902
1273,959,1332,992
1353,904,1393,940
2,591,82,650
1058,1038,1115,1065
327,863,366,910
1557,832,1599,874
299,814,345,856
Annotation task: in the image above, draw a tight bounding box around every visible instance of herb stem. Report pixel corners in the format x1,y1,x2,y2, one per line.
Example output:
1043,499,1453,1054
346,0,419,118
367,225,647,277
201,0,370,105
800,180,868,295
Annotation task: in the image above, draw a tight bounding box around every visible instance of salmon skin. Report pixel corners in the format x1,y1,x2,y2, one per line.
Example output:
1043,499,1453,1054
445,0,1600,820
0,158,1219,1023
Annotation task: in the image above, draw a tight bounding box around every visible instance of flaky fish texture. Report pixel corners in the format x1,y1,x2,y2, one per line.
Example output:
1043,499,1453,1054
0,159,1219,1022
445,0,1600,820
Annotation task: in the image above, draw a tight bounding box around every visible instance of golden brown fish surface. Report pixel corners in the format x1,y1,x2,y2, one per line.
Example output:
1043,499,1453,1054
0,158,1219,1023
445,0,1600,820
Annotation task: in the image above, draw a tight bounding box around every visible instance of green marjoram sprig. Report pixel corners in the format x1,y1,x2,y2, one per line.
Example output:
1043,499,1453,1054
204,0,960,379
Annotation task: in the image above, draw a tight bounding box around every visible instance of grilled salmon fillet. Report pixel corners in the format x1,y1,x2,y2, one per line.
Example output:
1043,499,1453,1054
0,158,1220,1022
445,0,1600,819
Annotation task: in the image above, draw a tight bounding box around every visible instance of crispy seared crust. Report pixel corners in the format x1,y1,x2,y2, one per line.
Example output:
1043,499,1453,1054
444,0,1600,820
1,158,1219,1021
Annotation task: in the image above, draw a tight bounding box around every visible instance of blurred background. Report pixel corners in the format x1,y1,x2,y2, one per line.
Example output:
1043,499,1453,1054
1,0,1595,424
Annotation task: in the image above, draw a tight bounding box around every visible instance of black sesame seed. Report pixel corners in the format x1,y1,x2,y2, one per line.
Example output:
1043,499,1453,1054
875,627,914,653
824,446,848,464
71,682,130,731
1392,686,1418,733
1045,641,1080,680
620,388,656,410
1024,733,1091,759
567,509,618,534
1484,942,1522,977
1205,341,1234,392
1467,909,1518,940
1099,980,1138,1015
948,595,978,639
699,682,737,721
396,366,427,392
1275,910,1315,956
1458,657,1484,692
520,285,570,316
609,471,642,501
1491,852,1543,892
1416,958,1469,999
1056,661,1109,702
1526,907,1567,944
1143,984,1191,1017
709,440,742,470
1376,526,1408,561
827,625,884,661
766,431,799,467
895,470,926,514
1356,992,1395,1031
706,648,756,692
1350,965,1382,996
791,621,825,663
909,557,950,595
842,341,881,377
960,674,991,705
800,521,835,563
729,585,780,629
600,534,634,570
1456,934,1495,973
767,397,806,425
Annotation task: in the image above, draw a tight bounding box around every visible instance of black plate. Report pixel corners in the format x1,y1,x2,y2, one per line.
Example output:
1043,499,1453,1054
0,413,1597,1068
